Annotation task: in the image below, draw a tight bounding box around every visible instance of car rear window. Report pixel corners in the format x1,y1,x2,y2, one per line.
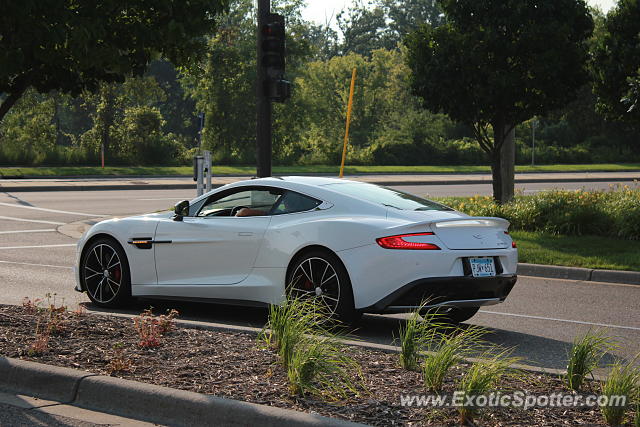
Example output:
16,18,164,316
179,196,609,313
323,182,452,211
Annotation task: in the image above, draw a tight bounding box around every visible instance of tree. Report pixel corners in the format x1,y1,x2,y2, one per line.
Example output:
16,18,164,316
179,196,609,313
593,0,640,125
405,0,593,202
0,0,229,123
337,1,392,55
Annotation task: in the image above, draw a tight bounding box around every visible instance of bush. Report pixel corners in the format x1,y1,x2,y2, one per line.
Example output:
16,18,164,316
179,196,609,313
600,361,640,426
437,185,640,240
566,330,616,391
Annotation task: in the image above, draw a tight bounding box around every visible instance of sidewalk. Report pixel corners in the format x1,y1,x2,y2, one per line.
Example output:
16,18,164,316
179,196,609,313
1,171,638,192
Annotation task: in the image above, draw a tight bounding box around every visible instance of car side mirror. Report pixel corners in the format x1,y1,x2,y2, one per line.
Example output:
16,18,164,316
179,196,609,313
173,200,190,221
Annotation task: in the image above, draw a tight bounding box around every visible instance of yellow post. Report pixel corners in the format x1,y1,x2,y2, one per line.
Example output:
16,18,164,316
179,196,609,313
339,67,357,178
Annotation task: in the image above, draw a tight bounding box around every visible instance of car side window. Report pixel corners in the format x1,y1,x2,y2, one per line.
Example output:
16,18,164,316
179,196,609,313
197,188,283,217
270,191,322,215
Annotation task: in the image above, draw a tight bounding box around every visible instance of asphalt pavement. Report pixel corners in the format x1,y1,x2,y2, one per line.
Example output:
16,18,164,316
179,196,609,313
1,183,639,374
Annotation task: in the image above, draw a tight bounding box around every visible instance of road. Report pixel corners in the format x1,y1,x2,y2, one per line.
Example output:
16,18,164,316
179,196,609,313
1,183,639,372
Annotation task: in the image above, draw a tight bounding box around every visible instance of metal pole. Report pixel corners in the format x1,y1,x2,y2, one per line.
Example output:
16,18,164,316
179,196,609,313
196,156,204,197
256,0,272,178
204,150,212,193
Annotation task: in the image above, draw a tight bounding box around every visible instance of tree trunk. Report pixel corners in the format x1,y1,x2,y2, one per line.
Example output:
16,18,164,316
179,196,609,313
98,84,115,160
500,126,515,203
0,88,27,124
490,121,515,204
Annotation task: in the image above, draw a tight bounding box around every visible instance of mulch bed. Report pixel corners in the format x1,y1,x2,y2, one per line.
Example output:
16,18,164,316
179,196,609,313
0,304,611,426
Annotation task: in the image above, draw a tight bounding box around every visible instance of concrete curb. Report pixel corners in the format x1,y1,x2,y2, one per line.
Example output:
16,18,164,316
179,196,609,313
0,357,364,427
517,263,640,285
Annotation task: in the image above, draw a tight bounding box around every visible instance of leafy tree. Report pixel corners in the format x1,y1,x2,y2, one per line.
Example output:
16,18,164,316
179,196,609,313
405,0,593,202
337,1,392,55
593,0,640,124
380,0,443,44
0,0,229,123
181,0,314,164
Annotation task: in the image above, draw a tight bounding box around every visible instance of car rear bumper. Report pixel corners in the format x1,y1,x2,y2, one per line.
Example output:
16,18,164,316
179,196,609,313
362,274,517,313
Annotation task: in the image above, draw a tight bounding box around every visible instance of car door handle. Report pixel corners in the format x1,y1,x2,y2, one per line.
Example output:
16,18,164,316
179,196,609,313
238,232,254,236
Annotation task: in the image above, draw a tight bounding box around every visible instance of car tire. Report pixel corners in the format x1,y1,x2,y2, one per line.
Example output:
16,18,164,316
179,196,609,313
81,237,132,308
286,250,361,325
443,307,480,324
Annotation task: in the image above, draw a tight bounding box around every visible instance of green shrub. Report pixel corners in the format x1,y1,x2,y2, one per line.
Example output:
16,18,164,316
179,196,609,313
600,361,640,426
456,349,520,426
566,330,617,391
436,185,640,240
260,297,364,399
422,325,488,392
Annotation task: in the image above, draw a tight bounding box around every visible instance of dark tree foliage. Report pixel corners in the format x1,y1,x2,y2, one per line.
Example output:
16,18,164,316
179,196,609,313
0,0,229,122
337,0,444,56
593,0,640,124
405,0,593,202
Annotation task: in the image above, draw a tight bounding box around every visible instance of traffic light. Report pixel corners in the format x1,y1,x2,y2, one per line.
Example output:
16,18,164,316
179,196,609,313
261,13,285,77
260,13,290,102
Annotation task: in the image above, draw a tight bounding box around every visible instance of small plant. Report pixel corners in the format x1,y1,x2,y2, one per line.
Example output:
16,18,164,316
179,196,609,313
157,309,179,334
27,319,50,356
456,349,520,426
286,335,363,400
397,305,444,371
133,307,179,347
423,325,488,392
22,297,42,314
566,330,617,391
634,403,640,427
72,303,87,316
133,308,162,348
600,360,640,426
261,297,327,368
106,342,135,375
261,297,364,399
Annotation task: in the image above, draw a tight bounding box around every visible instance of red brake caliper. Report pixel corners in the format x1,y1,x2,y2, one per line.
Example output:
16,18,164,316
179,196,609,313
113,267,121,282
304,279,313,290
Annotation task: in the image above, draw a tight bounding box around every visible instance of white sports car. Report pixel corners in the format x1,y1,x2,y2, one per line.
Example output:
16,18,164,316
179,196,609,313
75,177,517,323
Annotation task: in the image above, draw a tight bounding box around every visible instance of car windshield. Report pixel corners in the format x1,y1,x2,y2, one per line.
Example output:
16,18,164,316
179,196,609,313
323,182,453,211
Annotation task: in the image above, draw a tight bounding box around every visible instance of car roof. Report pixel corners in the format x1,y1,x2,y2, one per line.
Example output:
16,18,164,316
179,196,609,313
249,176,348,186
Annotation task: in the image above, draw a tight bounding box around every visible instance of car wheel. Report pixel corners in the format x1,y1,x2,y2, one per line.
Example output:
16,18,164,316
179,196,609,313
443,307,480,324
286,250,361,325
81,237,132,308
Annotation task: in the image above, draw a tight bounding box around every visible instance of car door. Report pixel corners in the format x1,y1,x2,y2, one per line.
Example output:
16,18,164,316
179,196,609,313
154,187,282,287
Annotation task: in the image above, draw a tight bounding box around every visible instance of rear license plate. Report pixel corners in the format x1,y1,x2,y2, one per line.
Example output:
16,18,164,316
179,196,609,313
469,257,496,277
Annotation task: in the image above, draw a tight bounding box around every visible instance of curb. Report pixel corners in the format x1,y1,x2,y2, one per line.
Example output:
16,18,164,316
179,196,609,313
517,263,640,285
0,357,364,427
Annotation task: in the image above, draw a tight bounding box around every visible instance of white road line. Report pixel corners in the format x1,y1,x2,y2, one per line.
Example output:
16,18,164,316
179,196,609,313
0,229,56,234
137,198,182,201
0,202,105,217
0,244,76,250
0,216,65,225
0,260,73,269
480,310,640,332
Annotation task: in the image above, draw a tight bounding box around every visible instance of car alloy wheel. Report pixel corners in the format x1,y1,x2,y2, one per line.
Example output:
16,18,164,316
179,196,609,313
287,250,360,324
289,256,341,317
82,238,131,307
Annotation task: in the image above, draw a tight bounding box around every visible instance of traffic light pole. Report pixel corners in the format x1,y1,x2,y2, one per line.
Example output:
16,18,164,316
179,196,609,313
256,0,272,178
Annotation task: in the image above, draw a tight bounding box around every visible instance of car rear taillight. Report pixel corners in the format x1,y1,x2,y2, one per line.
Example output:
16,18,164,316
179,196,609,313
504,231,516,248
376,232,440,250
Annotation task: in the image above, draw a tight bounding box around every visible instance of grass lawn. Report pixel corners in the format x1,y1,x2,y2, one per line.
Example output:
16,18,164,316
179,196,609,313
1,163,639,177
512,231,640,271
